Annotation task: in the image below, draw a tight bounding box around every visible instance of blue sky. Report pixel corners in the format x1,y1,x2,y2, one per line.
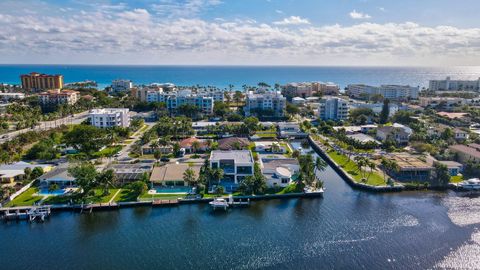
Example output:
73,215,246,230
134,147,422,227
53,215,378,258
0,0,479,65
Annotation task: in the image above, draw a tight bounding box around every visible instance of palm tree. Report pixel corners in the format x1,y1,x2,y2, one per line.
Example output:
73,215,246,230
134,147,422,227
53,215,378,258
191,141,201,153
224,91,232,106
183,167,197,187
366,161,376,181
381,158,389,183
96,169,116,195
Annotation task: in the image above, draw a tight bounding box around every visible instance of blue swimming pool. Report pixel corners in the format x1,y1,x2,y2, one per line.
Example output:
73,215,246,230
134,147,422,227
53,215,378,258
155,187,191,193
38,189,66,196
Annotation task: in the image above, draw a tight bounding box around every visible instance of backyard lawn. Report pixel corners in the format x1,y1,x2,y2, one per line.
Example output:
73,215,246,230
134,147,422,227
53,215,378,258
138,193,186,201
327,150,386,186
5,187,42,207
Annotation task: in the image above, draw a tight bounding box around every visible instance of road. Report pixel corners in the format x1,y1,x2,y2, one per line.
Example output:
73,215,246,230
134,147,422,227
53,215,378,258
116,122,156,160
0,111,89,144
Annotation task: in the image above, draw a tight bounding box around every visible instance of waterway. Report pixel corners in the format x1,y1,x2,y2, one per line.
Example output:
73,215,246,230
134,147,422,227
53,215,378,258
1,143,479,269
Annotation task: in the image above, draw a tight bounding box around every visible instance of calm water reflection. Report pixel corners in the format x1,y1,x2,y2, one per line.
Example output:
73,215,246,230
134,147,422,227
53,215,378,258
1,143,479,269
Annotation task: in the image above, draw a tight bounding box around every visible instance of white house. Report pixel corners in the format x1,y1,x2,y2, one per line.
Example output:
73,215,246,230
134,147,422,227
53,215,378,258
209,150,254,184
259,157,300,187
89,108,130,128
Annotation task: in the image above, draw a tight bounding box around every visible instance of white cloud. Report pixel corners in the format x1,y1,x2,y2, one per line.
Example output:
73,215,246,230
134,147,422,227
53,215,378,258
151,0,222,18
350,10,371,20
0,7,480,65
273,16,310,25
275,10,284,14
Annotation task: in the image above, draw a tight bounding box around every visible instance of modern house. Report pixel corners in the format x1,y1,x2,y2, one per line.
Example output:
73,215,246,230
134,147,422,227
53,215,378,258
209,150,254,188
259,157,299,187
89,108,130,128
150,164,202,187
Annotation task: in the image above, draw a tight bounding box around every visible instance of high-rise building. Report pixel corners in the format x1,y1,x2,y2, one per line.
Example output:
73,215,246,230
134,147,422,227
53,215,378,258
318,97,349,121
20,72,64,91
89,108,130,128
244,90,286,117
429,77,480,91
347,84,418,100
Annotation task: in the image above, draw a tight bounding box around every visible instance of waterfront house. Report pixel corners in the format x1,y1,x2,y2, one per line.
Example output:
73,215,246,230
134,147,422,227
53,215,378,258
38,164,76,188
386,153,433,181
209,150,254,190
109,163,153,184
150,163,202,187
437,161,463,176
259,157,299,187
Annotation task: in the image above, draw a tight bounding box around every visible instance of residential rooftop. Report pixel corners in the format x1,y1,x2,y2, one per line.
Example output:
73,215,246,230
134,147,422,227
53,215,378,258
210,150,254,164
150,164,201,183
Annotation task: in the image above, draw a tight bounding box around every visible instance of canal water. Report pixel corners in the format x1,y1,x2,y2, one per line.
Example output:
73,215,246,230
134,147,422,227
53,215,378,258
1,143,479,269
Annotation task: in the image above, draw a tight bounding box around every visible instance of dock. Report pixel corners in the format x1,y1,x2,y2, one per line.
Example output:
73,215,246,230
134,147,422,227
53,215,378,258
152,199,179,206
1,206,51,222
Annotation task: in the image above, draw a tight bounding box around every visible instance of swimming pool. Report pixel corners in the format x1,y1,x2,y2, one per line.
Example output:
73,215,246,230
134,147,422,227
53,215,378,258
38,189,66,196
154,187,192,194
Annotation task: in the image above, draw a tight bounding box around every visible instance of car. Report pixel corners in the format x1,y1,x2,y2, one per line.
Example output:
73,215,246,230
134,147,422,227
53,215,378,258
1,135,8,139
160,157,170,162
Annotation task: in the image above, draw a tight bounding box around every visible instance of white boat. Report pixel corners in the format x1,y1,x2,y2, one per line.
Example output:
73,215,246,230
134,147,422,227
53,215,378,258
458,178,480,190
209,198,229,210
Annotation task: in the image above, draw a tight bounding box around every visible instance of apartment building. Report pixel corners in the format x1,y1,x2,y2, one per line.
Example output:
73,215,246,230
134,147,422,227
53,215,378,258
284,82,340,98
89,108,130,128
111,80,133,92
318,97,349,121
429,77,480,91
347,84,419,100
244,90,286,117
38,89,80,105
21,72,63,91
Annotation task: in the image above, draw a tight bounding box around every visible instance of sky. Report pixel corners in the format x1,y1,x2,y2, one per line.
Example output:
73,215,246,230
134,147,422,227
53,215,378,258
1,0,480,66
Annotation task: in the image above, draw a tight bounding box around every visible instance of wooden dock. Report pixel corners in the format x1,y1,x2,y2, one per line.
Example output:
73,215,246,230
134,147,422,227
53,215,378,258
152,199,179,206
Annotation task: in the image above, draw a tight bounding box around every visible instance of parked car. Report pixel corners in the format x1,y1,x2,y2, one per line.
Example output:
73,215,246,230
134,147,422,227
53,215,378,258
160,157,170,162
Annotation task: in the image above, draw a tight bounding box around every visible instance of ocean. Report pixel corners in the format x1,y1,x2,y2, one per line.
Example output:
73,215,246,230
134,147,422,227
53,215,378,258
1,65,480,89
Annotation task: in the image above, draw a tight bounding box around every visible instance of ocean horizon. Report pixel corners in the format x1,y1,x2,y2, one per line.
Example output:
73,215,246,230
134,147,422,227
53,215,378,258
1,65,480,90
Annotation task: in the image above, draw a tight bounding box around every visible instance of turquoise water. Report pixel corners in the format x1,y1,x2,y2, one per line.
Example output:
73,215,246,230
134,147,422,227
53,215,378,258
1,65,480,89
38,189,66,196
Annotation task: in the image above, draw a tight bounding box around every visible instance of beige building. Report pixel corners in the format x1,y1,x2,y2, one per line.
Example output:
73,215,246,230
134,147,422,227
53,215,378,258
449,144,480,164
150,164,202,186
38,89,80,105
21,72,64,91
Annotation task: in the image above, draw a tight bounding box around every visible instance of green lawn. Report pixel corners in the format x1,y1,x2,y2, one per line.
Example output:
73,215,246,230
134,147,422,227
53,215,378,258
92,146,122,158
43,188,120,205
113,189,139,202
138,193,186,201
327,150,386,186
5,187,43,207
450,175,464,183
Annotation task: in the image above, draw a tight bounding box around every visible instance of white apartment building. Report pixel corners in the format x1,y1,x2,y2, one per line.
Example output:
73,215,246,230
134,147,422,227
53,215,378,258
347,84,419,100
318,97,349,121
38,89,80,105
245,90,286,117
429,77,480,91
111,79,133,92
0,92,25,101
350,101,401,116
144,89,218,115
284,82,340,98
89,108,130,128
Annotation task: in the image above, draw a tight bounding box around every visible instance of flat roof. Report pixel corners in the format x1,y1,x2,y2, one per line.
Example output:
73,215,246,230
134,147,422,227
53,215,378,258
150,164,201,182
388,153,433,171
210,150,254,164
347,133,379,144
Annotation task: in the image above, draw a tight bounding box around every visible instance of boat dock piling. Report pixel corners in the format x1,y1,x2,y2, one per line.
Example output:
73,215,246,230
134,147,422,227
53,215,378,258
1,206,51,222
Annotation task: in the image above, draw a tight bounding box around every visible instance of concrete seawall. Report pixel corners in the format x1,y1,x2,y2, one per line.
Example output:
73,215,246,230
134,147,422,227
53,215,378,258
307,135,404,193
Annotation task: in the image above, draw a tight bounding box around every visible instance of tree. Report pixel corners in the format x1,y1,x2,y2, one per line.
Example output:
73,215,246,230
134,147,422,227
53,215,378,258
243,116,259,134
49,183,59,193
24,167,32,181
433,162,450,187
239,163,267,195
297,154,318,189
96,169,116,195
183,167,197,187
286,103,300,116
64,125,108,155
224,91,232,105
233,91,244,104
129,181,148,196
68,163,98,198
192,141,201,153
213,101,230,118
31,167,45,179
379,99,390,124
153,150,162,162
